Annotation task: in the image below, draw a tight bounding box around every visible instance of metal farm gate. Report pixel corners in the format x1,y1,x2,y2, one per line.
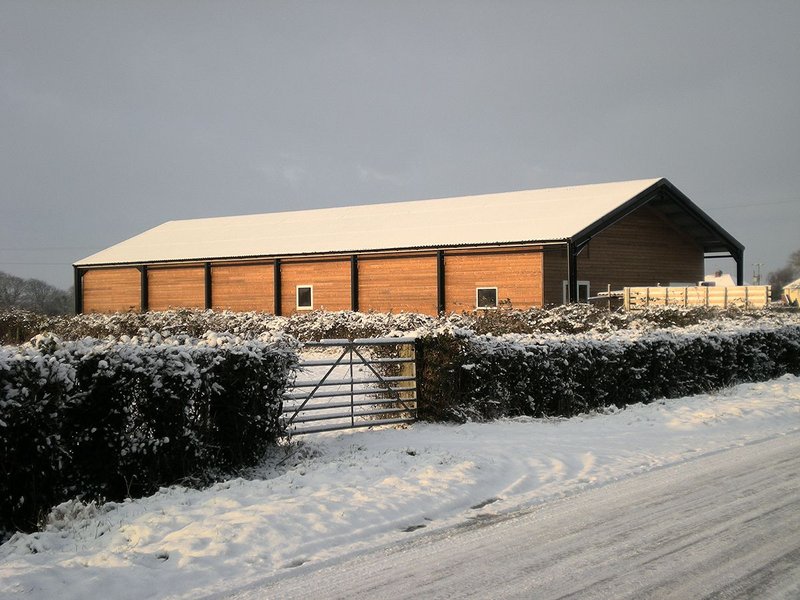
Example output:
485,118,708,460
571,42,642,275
282,337,419,435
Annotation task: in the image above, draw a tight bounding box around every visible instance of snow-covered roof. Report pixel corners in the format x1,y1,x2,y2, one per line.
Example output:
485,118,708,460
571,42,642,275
704,273,737,287
76,178,664,266
784,277,800,290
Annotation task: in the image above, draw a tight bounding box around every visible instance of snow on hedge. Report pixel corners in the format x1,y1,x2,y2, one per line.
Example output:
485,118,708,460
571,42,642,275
0,331,299,536
416,317,800,421
2,304,798,345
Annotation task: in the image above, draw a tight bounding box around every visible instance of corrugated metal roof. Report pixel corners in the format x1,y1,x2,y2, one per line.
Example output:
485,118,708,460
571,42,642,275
75,178,662,266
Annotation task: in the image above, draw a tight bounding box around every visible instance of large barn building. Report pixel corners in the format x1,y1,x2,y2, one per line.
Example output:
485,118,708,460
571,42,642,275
73,178,744,315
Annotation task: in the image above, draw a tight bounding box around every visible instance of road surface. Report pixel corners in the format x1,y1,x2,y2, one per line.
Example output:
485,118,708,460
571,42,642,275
222,433,800,599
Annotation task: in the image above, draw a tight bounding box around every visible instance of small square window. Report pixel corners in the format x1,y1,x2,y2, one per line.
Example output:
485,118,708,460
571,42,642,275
296,285,313,310
476,287,498,309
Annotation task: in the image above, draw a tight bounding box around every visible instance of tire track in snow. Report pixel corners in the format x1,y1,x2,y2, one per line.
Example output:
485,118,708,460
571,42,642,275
225,433,800,600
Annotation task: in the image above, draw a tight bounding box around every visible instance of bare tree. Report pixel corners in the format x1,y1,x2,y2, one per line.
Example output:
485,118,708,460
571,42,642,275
0,271,73,314
767,249,800,300
0,272,27,309
789,249,800,274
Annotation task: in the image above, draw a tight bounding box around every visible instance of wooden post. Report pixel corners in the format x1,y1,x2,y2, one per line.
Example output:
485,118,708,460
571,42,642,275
413,338,424,418
398,342,416,405
350,255,359,312
140,265,149,312
607,284,612,311
436,250,445,314
735,249,744,286
73,267,83,314
204,262,212,310
349,344,355,428
273,259,282,316
566,242,578,304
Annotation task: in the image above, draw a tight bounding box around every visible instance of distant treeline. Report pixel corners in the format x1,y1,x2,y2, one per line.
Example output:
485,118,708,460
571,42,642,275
0,270,73,315
768,248,800,300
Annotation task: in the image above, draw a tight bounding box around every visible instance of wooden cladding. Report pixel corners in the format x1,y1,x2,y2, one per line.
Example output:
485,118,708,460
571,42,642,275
358,255,439,315
444,249,543,311
212,263,274,312
582,207,703,286
544,207,705,305
82,268,141,313
147,266,205,311
543,247,569,306
280,259,351,314
75,248,551,315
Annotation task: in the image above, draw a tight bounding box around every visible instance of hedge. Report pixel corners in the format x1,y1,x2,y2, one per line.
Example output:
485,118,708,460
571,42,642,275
3,305,796,346
0,307,434,345
0,331,298,536
416,323,800,422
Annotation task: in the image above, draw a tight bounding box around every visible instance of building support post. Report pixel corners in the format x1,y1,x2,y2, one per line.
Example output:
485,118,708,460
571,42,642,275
273,259,282,316
350,255,359,312
204,262,212,310
436,250,445,314
139,265,149,312
73,266,83,314
566,241,578,304
734,248,744,285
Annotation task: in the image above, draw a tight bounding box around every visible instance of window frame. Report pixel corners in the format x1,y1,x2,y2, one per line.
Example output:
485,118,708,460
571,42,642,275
562,280,591,304
475,286,499,310
296,285,314,310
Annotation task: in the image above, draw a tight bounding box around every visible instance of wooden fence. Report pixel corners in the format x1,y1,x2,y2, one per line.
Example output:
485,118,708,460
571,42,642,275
623,285,771,310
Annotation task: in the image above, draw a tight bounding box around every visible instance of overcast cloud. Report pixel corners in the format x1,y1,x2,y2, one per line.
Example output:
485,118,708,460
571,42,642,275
1,1,798,289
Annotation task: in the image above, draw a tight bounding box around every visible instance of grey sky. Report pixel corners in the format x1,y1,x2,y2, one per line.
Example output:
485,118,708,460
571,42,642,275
1,1,798,289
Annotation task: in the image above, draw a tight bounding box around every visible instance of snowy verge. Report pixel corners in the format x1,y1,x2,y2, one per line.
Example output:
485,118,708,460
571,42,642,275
1,375,799,600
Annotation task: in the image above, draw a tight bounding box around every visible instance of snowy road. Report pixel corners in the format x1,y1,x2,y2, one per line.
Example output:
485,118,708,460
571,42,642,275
227,433,800,600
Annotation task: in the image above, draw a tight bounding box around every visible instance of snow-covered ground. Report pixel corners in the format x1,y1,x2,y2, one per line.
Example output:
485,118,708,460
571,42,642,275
2,374,799,599
235,433,800,600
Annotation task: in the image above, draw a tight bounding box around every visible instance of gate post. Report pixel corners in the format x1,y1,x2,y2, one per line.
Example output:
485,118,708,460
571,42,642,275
414,338,424,413
349,342,355,428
